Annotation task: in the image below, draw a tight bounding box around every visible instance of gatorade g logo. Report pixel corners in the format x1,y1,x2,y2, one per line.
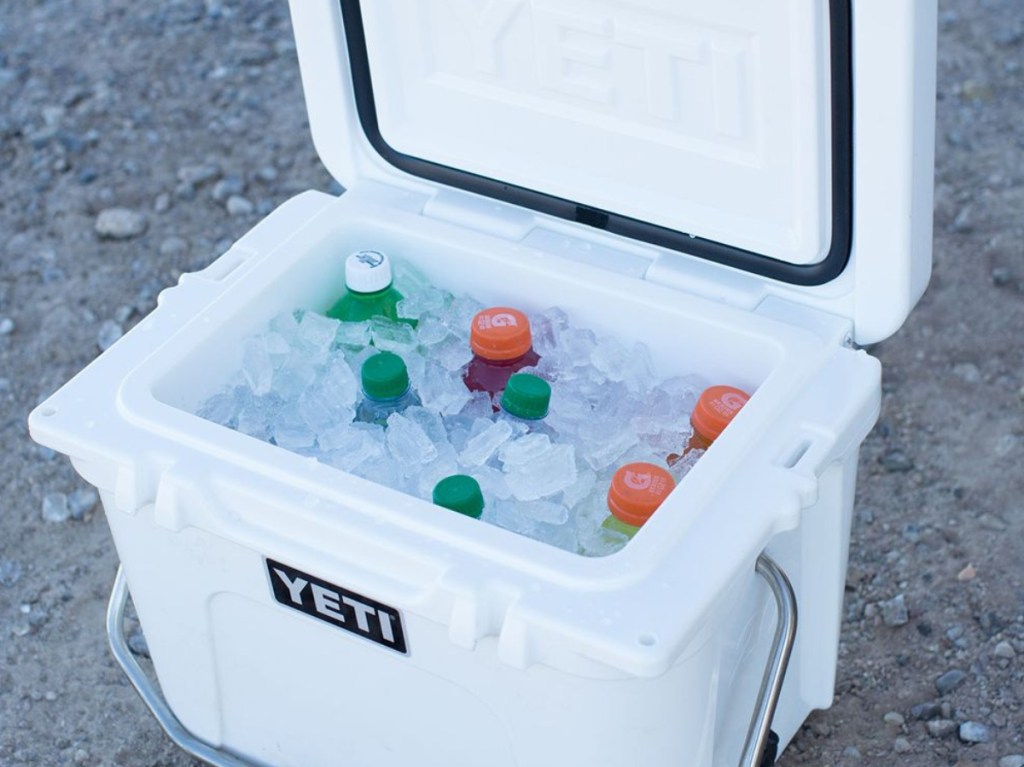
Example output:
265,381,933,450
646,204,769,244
717,391,748,414
355,250,385,269
479,312,519,330
623,470,653,491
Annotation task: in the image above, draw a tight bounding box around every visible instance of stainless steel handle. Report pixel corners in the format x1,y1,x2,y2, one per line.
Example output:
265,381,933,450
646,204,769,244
106,567,254,767
738,554,799,767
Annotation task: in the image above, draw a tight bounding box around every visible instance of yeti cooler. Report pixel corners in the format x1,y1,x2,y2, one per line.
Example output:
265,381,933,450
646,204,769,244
28,1,937,766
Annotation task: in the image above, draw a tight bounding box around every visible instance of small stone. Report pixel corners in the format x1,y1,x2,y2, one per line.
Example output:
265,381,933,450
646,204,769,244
0,317,13,335
999,756,1024,767
73,749,90,765
68,487,99,520
978,513,1008,532
127,626,150,657
927,719,958,738
880,449,914,472
212,175,245,201
893,736,912,753
159,236,189,258
958,564,977,581
41,493,71,523
842,746,862,759
114,305,134,324
993,641,1016,659
935,669,967,695
950,205,973,233
97,321,123,351
992,267,1013,286
0,559,22,587
226,195,254,216
953,363,982,383
959,721,991,743
910,701,943,720
95,208,148,240
256,165,278,182
879,594,909,626
44,691,57,701
177,163,220,186
883,711,905,727
153,192,171,213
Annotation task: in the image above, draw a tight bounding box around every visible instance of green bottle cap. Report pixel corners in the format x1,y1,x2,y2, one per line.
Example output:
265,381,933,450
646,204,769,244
432,475,485,519
500,373,551,420
361,351,410,401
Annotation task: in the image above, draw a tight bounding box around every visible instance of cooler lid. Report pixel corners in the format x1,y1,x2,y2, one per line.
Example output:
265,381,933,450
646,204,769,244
289,0,937,343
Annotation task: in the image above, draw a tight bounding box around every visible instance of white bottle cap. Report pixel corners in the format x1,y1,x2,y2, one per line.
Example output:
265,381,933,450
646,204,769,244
345,250,393,294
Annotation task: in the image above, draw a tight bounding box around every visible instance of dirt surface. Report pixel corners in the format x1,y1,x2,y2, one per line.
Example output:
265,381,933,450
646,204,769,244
1,2,1022,766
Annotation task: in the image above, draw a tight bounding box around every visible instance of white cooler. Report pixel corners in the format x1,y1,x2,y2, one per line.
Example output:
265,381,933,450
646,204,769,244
28,2,938,766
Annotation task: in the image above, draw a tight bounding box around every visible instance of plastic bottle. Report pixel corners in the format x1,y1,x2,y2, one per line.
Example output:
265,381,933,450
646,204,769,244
497,373,551,432
667,385,750,466
432,475,485,519
327,250,406,323
601,461,676,539
463,307,540,398
355,351,421,426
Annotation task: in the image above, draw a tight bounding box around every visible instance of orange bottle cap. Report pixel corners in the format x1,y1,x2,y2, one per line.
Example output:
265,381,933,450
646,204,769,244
607,462,675,528
469,307,533,361
690,385,750,443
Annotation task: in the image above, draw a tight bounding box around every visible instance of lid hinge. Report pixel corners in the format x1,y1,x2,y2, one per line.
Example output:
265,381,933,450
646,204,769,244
422,188,536,242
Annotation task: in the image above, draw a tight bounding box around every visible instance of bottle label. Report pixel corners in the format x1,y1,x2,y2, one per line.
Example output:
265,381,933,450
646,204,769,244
266,558,407,655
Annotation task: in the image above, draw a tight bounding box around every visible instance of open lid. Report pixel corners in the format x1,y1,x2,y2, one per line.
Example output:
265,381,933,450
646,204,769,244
289,0,937,344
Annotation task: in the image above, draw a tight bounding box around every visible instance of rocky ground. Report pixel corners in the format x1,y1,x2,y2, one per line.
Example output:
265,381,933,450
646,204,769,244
1,1,1021,766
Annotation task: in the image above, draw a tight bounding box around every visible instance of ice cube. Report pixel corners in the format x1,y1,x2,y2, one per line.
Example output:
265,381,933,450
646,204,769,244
560,327,597,365
531,307,569,357
432,335,474,372
417,363,472,416
396,290,446,321
590,337,631,382
460,419,514,466
517,500,569,525
560,467,596,509
402,406,450,450
198,387,241,427
498,432,553,467
269,310,301,340
271,354,317,399
296,312,340,362
415,445,461,498
385,412,439,467
446,296,485,339
321,424,386,470
505,443,578,501
271,407,316,451
41,492,70,523
241,337,274,395
335,320,371,350
371,317,418,355
414,315,450,347
458,391,495,420
298,385,355,434
470,464,512,501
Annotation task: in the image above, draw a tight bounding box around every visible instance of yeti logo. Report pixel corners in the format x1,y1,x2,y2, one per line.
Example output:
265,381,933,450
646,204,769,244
354,250,385,269
266,559,407,654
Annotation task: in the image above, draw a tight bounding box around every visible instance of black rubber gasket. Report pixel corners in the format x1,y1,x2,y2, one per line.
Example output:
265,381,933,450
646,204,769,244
339,0,853,287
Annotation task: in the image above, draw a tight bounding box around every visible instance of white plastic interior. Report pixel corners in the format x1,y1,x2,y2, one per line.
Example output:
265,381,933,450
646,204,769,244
359,0,833,265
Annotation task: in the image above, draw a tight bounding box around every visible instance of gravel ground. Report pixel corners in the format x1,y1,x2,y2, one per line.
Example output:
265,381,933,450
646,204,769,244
1,2,1022,766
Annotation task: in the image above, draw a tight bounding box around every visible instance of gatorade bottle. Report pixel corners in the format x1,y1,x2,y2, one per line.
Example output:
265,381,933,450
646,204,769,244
498,373,551,431
667,385,750,466
327,250,406,323
355,351,421,425
602,462,676,539
432,475,485,519
464,307,540,398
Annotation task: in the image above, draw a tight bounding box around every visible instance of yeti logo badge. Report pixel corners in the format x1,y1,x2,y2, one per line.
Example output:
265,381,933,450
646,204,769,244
266,559,407,654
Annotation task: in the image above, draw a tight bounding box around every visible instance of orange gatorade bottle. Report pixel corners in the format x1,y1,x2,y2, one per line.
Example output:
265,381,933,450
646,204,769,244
601,462,676,539
463,307,540,398
667,385,750,466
